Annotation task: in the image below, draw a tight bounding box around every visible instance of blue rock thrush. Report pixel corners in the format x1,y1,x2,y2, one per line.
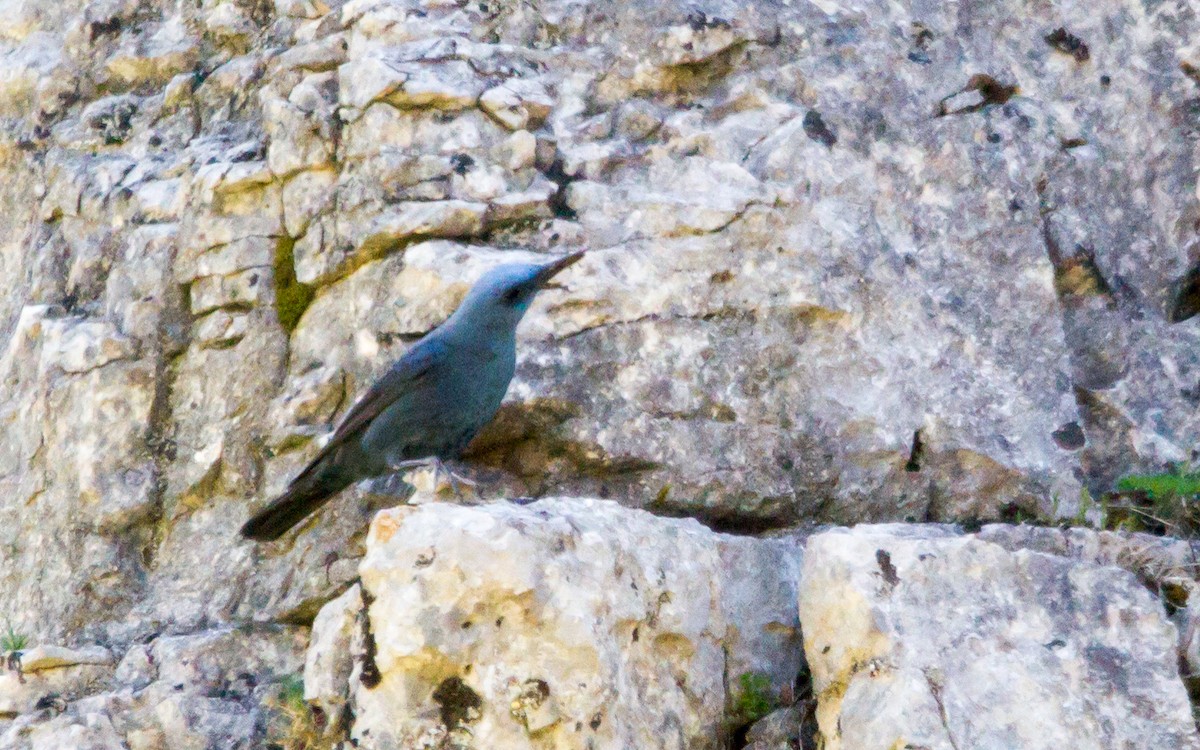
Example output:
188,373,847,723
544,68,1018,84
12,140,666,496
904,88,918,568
240,251,585,541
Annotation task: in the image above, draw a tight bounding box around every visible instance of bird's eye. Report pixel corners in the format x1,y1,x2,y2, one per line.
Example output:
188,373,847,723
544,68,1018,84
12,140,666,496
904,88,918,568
502,287,521,304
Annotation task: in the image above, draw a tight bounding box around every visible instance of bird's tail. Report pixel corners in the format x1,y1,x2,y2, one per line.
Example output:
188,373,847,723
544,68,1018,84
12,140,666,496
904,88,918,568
240,461,356,541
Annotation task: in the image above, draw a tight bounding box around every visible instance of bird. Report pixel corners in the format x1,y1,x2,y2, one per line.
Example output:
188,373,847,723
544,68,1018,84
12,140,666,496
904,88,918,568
240,250,586,541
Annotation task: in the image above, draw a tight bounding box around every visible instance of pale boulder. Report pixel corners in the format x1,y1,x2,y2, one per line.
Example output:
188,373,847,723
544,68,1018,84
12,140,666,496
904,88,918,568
799,525,1200,750
342,497,804,749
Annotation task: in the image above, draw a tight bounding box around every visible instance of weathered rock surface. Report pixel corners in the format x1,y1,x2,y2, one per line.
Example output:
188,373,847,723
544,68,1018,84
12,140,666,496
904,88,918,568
0,626,306,749
308,497,804,749
0,0,1194,651
291,504,1200,750
0,646,114,719
799,524,1200,750
0,0,1197,744
3,497,1200,748
303,582,361,734
743,705,814,750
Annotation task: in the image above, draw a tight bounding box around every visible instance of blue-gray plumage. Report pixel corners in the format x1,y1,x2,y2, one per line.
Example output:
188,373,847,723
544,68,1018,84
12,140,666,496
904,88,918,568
240,251,585,541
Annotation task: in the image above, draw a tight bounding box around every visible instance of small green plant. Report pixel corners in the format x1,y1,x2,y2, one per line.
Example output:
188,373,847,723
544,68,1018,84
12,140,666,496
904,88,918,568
1,620,28,653
1117,471,1200,499
273,237,316,334
1074,487,1094,527
1105,465,1200,536
278,674,306,708
266,674,329,750
732,672,775,725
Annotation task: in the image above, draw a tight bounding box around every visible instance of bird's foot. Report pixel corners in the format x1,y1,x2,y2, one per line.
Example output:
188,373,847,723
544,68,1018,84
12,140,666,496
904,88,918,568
363,473,416,499
391,458,477,500
432,458,478,500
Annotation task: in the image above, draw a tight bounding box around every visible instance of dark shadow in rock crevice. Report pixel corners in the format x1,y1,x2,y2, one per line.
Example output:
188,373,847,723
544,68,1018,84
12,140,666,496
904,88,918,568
1072,386,1138,494
463,398,660,492
1169,262,1200,323
433,676,483,732
658,501,801,537
358,586,381,689
726,661,818,750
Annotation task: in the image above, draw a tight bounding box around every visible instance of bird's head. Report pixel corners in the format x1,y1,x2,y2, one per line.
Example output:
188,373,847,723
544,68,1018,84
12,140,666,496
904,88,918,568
447,251,586,333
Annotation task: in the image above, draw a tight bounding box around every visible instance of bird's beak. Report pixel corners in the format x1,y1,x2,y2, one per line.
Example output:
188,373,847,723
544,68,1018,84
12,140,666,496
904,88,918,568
533,250,586,287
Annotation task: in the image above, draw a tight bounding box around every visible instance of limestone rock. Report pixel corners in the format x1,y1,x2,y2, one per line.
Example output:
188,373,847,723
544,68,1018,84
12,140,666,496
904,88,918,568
264,94,337,177
102,17,198,89
304,583,360,732
479,80,554,131
338,56,483,114
743,705,812,750
0,0,1196,744
0,646,115,718
190,268,272,315
281,168,336,237
356,200,488,255
485,178,556,225
342,497,804,749
204,3,255,49
276,0,333,19
193,309,249,348
799,525,1200,750
37,317,135,374
176,236,274,285
0,41,63,119
0,627,307,749
275,34,348,73
15,645,113,673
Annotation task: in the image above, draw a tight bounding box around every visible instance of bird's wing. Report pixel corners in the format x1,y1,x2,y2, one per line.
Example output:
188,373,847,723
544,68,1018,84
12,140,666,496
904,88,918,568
291,338,444,483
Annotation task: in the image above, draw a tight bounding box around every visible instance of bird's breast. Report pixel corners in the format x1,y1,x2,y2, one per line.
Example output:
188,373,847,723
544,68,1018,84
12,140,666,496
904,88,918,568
453,342,516,409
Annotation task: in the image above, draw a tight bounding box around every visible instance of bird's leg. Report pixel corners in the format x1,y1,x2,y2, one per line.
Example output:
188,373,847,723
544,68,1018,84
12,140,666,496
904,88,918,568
389,458,476,499
431,457,478,498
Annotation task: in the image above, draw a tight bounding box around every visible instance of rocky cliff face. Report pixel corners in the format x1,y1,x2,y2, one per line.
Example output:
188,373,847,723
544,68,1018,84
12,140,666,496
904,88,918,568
0,0,1197,746
307,500,1199,750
